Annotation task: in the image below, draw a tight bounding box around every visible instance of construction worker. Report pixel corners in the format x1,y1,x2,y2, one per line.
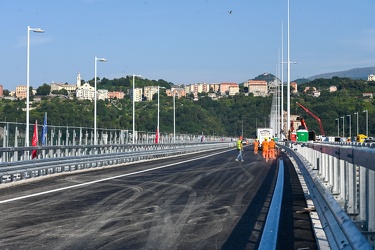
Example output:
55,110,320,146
262,137,270,162
269,138,276,160
236,136,244,162
253,139,259,155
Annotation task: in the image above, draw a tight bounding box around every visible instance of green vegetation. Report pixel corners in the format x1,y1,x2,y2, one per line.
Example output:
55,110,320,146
1,76,374,138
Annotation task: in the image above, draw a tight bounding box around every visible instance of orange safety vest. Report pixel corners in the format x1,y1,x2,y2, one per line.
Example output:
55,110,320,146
262,140,269,150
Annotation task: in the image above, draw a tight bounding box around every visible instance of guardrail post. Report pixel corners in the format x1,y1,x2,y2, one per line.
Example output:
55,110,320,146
359,167,368,223
347,163,359,215
368,170,375,239
338,159,346,203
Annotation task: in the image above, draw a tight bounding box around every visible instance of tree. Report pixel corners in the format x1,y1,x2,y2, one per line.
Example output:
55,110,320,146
36,84,51,95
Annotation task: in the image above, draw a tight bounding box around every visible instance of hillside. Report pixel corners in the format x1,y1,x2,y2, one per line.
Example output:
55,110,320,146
308,66,375,80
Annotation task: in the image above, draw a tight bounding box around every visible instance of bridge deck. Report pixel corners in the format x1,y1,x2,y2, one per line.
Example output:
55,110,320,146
0,147,318,249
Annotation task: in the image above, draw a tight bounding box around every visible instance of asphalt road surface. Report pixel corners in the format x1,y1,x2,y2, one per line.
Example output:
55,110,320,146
0,147,317,250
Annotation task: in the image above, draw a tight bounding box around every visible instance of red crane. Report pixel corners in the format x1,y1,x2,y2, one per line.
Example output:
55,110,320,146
296,102,325,136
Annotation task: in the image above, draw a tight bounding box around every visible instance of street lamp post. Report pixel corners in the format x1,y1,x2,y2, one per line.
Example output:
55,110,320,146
26,26,44,150
347,114,351,140
156,86,166,144
341,116,345,137
354,112,359,136
132,74,141,144
335,118,340,137
363,110,368,136
94,57,107,145
173,92,176,143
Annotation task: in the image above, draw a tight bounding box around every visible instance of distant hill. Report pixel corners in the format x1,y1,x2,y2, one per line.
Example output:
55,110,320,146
308,66,375,80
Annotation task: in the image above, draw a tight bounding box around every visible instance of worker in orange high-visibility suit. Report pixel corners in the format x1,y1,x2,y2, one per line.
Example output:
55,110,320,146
253,139,259,155
262,138,270,162
269,138,276,160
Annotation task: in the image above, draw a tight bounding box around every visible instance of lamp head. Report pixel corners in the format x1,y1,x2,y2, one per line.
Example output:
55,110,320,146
29,27,44,33
97,57,107,62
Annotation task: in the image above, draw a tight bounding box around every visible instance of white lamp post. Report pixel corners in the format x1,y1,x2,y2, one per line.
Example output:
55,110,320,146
286,1,297,139
132,74,141,144
363,110,368,136
347,114,351,140
26,26,44,150
157,86,166,143
173,91,176,143
354,112,359,136
94,57,107,145
341,116,345,137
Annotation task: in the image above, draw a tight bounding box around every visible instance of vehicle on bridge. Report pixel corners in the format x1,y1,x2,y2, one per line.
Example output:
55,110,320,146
257,128,273,151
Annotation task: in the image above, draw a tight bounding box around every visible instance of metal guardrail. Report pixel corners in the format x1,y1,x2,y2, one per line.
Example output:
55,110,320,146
280,141,374,249
0,142,234,184
259,160,284,249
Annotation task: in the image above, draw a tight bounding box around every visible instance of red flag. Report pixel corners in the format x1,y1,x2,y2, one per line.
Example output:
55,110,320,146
155,128,159,144
31,120,38,159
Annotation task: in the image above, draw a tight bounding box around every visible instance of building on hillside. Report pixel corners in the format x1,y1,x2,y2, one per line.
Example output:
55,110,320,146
143,86,158,101
50,82,77,94
363,92,373,99
0,84,3,97
244,80,268,96
108,91,125,99
76,82,95,100
329,86,337,92
97,89,108,100
166,88,186,99
313,91,321,97
291,82,298,93
16,86,27,99
220,82,239,95
228,85,240,96
185,83,210,94
368,74,375,81
130,88,143,102
210,83,220,93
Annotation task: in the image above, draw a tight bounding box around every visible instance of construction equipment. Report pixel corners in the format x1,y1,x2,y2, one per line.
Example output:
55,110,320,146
296,102,325,137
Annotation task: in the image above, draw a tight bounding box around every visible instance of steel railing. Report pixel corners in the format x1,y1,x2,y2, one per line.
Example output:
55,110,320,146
0,142,235,184
280,141,374,249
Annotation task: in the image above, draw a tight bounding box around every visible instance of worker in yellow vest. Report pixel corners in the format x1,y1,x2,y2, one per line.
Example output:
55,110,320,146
236,136,244,162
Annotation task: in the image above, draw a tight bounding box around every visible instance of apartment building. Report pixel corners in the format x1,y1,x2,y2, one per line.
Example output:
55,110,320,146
166,87,186,99
244,80,268,97
130,88,143,102
220,82,239,95
16,86,27,99
143,86,158,101
108,91,125,99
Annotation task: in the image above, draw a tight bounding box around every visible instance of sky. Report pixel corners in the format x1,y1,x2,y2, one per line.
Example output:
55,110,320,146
1,0,375,91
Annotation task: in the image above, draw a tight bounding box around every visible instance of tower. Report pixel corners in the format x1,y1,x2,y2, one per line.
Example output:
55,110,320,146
76,72,81,87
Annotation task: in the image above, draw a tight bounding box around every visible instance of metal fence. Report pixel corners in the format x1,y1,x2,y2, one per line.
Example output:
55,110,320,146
0,142,235,184
281,141,374,249
0,121,228,148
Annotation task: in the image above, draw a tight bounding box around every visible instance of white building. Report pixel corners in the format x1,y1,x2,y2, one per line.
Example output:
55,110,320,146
76,82,95,100
130,88,143,102
144,86,158,101
368,74,375,81
97,89,108,100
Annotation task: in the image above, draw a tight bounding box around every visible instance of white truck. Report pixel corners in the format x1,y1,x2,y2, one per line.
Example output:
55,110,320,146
257,128,274,150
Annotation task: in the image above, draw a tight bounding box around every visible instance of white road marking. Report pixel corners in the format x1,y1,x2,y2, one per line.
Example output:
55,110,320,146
0,149,234,204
